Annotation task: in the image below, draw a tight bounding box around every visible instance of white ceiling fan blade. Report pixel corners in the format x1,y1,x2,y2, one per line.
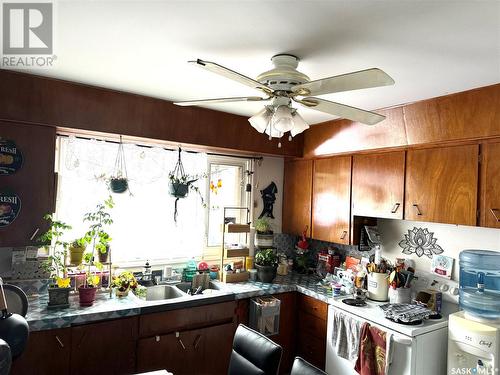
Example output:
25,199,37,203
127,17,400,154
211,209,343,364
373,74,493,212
292,68,395,96
174,96,270,106
296,97,385,125
190,59,273,95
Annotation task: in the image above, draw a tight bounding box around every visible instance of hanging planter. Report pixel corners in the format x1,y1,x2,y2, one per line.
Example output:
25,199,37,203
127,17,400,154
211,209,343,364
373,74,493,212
168,147,206,222
109,136,129,194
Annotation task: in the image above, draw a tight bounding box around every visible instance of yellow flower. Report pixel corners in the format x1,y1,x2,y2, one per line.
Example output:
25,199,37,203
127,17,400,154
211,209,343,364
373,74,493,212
56,277,71,288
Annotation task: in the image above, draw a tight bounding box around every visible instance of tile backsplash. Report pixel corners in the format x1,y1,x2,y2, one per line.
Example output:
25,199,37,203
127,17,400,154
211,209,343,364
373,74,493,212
274,233,374,266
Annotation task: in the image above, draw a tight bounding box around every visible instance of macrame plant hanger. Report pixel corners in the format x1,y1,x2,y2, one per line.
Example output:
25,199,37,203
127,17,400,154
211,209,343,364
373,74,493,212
109,135,130,194
171,147,188,222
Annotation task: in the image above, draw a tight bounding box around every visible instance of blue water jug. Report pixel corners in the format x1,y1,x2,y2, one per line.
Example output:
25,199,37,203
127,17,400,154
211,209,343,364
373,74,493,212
459,249,500,321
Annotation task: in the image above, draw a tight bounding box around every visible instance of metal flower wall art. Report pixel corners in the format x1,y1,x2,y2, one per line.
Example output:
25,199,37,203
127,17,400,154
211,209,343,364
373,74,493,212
398,227,444,258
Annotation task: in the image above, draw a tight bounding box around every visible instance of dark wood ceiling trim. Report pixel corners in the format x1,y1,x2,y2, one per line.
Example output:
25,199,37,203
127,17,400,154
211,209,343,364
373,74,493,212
0,69,303,157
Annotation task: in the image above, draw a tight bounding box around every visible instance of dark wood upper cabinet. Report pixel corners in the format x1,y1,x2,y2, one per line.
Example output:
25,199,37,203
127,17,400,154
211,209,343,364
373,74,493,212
352,152,406,219
283,159,313,237
0,121,56,247
404,84,500,145
405,145,479,226
311,156,351,244
480,142,500,228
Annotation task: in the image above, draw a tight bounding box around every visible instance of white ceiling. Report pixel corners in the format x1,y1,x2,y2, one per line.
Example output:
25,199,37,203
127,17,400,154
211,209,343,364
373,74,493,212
23,0,500,124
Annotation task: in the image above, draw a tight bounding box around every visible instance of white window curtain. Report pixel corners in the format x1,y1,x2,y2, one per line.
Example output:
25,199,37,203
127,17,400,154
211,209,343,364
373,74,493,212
56,136,207,263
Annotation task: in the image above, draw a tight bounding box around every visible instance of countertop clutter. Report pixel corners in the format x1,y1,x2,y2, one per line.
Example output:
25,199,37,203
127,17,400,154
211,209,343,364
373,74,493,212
26,273,329,331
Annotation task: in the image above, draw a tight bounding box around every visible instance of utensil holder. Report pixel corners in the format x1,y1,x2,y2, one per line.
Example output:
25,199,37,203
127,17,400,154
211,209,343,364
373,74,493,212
367,272,389,301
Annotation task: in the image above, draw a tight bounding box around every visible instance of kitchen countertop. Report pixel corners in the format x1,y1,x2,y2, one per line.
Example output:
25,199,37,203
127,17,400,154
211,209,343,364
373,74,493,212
26,273,330,331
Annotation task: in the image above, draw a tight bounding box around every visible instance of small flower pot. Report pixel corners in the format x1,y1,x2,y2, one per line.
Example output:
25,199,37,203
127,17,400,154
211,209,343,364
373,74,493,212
98,249,109,263
255,233,274,248
78,286,98,307
69,246,85,265
169,182,189,198
110,178,128,193
115,288,129,298
47,287,71,309
255,264,278,284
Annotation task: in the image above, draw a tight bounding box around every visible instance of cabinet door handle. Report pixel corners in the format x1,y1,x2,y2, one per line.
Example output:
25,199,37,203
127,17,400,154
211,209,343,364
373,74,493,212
193,334,202,349
55,335,64,348
391,203,400,213
340,231,347,240
413,204,423,216
175,331,186,350
491,208,500,222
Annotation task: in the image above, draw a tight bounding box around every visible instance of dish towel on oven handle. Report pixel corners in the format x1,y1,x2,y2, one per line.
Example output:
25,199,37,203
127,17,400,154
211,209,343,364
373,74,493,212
355,323,393,375
331,309,364,363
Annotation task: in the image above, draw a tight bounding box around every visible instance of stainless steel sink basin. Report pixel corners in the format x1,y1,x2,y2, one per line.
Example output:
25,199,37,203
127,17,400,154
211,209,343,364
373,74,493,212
146,285,186,301
175,281,222,294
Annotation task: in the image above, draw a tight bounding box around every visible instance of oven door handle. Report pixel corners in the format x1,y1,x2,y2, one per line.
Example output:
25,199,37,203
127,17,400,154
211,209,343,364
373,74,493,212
392,335,412,345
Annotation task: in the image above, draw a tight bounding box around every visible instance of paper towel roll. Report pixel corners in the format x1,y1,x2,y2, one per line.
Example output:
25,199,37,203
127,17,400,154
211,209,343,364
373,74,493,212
249,227,256,256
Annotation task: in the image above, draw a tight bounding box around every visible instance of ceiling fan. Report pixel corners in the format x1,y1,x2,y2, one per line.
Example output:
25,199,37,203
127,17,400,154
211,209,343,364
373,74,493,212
174,54,395,147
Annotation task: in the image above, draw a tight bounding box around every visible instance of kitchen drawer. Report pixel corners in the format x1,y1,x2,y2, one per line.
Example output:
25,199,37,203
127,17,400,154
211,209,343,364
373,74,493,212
139,301,236,337
297,331,326,370
298,294,327,321
298,311,327,341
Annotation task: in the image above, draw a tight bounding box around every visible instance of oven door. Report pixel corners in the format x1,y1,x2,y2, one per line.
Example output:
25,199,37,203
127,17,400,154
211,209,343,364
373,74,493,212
326,305,415,375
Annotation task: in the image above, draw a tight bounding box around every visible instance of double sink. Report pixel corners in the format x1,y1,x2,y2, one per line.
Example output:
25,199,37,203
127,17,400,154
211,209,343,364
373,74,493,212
145,281,223,301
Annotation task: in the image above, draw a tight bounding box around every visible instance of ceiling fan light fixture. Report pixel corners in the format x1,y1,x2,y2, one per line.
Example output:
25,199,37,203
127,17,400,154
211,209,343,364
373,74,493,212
290,111,310,137
272,105,294,133
248,107,272,133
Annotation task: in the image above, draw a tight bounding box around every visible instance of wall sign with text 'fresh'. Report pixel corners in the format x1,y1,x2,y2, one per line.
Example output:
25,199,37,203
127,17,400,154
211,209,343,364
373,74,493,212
0,139,23,175
0,193,21,227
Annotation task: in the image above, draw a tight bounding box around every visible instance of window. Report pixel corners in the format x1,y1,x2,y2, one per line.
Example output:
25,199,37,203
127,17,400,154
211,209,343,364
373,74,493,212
55,136,249,265
206,156,250,247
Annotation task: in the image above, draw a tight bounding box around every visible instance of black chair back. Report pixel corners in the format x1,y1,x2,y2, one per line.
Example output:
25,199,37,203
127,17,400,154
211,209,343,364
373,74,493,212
290,356,327,375
228,324,282,375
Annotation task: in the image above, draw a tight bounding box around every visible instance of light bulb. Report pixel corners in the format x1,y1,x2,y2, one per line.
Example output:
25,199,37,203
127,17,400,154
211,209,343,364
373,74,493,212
290,111,310,137
272,105,294,132
248,107,272,133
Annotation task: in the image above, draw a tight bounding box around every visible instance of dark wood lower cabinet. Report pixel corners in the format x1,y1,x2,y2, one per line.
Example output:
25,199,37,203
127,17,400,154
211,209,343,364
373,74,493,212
296,295,328,370
70,317,138,375
136,322,234,375
11,328,71,375
11,294,327,374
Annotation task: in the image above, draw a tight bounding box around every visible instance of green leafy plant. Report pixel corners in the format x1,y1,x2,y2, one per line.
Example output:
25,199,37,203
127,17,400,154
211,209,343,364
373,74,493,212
83,196,114,254
111,271,138,292
168,172,207,207
39,214,72,288
255,218,273,234
70,236,90,248
255,248,278,267
79,252,103,288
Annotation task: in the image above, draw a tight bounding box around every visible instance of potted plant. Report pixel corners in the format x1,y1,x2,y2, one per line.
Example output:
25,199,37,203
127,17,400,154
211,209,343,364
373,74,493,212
168,147,207,222
255,248,278,283
111,271,138,297
109,136,129,194
83,196,114,263
77,252,103,307
69,236,90,265
39,214,72,309
254,218,274,248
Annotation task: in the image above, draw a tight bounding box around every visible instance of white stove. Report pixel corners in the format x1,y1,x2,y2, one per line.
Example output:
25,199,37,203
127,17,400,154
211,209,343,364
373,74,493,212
325,271,459,375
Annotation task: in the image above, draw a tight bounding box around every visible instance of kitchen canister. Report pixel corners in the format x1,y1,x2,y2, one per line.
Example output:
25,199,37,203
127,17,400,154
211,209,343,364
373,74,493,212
367,272,389,301
388,287,412,304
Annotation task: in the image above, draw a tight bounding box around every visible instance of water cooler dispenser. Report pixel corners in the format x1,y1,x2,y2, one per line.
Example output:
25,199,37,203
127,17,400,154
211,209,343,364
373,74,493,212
448,250,500,374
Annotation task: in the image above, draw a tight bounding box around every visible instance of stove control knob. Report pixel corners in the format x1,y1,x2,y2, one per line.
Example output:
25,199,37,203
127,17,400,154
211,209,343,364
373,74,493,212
440,284,449,292
449,287,459,296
